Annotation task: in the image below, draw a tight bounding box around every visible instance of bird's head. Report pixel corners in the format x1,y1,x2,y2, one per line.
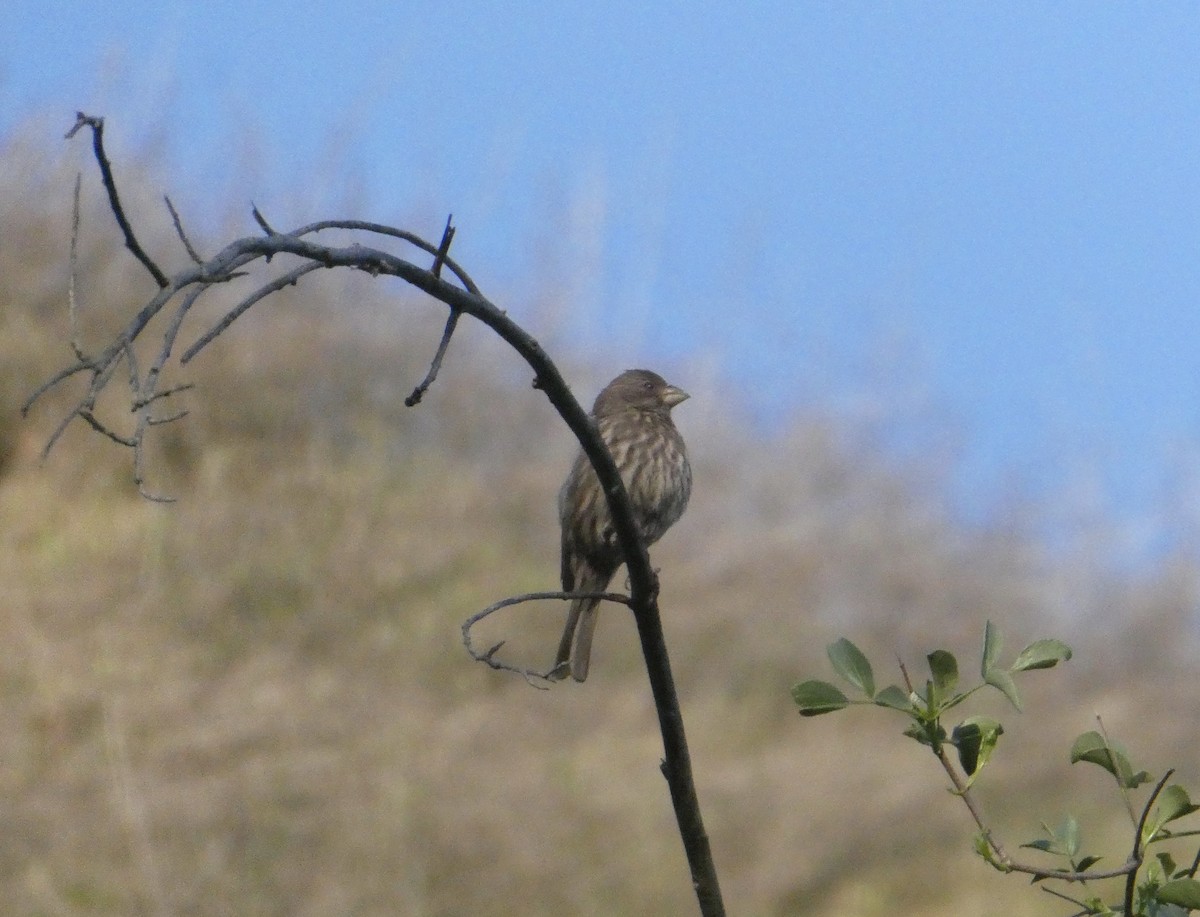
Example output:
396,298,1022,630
593,369,690,417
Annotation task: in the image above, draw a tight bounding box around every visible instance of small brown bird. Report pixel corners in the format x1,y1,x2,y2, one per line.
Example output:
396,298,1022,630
552,369,692,682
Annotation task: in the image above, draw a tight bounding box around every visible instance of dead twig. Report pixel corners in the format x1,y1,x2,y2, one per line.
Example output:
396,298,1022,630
164,195,203,264
65,113,168,288
462,590,632,682
406,216,460,407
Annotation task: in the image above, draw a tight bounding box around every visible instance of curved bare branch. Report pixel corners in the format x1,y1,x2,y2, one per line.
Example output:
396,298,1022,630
29,111,726,917
462,590,633,681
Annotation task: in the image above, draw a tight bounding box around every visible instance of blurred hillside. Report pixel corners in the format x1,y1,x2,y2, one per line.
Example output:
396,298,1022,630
3,120,1199,916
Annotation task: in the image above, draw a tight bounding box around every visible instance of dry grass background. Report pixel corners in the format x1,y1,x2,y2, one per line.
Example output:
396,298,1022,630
3,119,1199,916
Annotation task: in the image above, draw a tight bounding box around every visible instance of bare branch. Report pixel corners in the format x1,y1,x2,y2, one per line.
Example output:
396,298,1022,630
429,214,455,278
68,172,85,360
36,115,729,916
21,361,92,417
461,590,632,682
292,219,481,294
404,216,462,407
405,310,460,407
251,203,276,236
181,262,323,364
1038,885,1091,913
80,410,136,447
148,409,190,426
129,394,175,504
143,286,205,399
122,341,143,403
134,383,195,410
164,195,203,264
65,113,169,288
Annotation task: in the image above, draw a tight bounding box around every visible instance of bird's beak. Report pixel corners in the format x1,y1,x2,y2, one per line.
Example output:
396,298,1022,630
662,384,690,408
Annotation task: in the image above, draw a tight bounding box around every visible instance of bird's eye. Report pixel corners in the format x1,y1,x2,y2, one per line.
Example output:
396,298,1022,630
642,380,654,390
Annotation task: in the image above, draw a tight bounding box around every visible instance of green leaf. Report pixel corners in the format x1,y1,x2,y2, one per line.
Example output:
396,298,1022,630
1075,855,1102,871
903,720,946,748
1156,851,1178,880
1144,852,1167,886
1123,768,1152,792
981,620,1002,675
1058,815,1080,858
1069,732,1151,788
952,715,1004,779
792,680,849,716
1069,731,1106,762
1144,787,1200,846
1021,838,1055,853
1011,638,1073,672
984,667,1022,712
1157,785,1200,826
1020,816,1080,858
1156,879,1200,908
873,685,912,713
827,638,875,697
973,833,1010,872
927,649,958,702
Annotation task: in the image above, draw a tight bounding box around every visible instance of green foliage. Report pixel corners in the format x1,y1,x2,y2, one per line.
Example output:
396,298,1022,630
790,679,849,714
1157,879,1200,909
793,623,1200,916
1020,815,1103,873
827,637,874,697
793,619,1069,722
1071,731,1152,789
951,715,1003,780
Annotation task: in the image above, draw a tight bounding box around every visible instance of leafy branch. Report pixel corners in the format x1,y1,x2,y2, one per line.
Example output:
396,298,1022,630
793,622,1200,915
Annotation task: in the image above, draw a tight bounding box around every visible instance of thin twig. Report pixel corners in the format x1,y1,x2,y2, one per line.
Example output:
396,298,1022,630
143,285,206,401
164,195,203,264
898,658,914,693
134,383,195,410
68,172,85,360
462,589,631,682
404,217,461,406
122,341,142,404
65,113,169,288
35,348,129,460
181,262,323,364
131,408,175,504
933,724,1143,882
1187,844,1200,880
1096,714,1139,824
251,203,276,236
80,410,136,447
430,214,455,278
293,219,480,293
21,362,91,417
1038,885,1092,917
1124,769,1174,915
405,309,460,406
147,409,189,426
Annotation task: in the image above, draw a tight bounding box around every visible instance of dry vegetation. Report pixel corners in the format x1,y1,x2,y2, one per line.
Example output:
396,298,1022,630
3,120,1198,916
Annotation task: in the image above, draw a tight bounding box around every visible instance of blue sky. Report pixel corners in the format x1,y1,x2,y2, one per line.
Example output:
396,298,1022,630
6,3,1200,561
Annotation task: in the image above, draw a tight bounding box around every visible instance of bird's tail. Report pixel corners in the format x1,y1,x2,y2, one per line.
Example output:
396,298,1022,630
552,592,603,682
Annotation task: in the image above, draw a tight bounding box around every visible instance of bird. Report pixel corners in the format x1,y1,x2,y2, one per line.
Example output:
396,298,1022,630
552,369,692,682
